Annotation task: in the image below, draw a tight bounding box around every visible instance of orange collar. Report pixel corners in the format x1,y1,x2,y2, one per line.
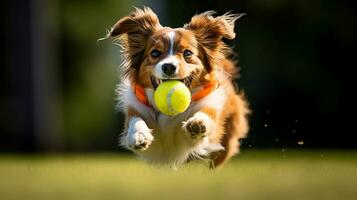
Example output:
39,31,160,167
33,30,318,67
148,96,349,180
132,81,218,107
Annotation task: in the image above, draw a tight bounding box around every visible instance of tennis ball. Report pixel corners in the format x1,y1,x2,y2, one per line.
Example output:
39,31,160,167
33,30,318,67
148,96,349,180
154,80,191,116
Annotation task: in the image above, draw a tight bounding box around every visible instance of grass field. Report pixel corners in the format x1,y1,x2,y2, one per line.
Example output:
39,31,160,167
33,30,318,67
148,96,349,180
1,150,357,200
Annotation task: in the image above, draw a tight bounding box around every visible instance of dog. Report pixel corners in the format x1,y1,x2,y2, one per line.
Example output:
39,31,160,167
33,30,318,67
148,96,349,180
108,7,250,168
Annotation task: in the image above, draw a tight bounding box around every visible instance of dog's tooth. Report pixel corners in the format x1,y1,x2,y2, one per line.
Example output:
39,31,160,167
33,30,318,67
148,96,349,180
150,77,155,88
188,76,193,84
184,78,189,87
151,76,159,89
155,79,158,86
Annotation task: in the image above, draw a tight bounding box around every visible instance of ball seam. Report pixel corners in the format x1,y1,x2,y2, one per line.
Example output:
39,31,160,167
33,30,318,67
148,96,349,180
166,84,183,115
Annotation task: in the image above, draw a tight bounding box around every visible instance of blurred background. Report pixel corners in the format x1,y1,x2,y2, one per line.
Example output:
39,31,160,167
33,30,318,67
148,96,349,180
1,0,356,152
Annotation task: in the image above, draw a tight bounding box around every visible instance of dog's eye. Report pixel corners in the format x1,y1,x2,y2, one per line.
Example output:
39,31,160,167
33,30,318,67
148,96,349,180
150,50,161,58
183,49,193,57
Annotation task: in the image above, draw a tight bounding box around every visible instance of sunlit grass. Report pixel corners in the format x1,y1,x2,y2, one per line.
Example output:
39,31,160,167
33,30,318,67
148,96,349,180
1,150,356,200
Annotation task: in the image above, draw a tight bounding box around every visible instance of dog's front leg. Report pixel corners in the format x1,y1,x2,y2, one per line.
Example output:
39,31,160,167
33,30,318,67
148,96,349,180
121,109,154,151
182,108,217,141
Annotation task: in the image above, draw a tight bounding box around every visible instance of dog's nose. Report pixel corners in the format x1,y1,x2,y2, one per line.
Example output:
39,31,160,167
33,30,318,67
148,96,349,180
162,63,176,76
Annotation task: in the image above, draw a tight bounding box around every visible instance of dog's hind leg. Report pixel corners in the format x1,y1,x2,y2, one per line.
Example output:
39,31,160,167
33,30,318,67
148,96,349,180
211,94,249,168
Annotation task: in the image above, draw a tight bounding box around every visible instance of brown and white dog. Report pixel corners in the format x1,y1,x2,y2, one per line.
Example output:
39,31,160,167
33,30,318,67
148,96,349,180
108,7,250,168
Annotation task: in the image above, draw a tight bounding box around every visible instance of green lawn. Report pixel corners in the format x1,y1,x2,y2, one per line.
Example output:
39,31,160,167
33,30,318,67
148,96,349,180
1,150,357,200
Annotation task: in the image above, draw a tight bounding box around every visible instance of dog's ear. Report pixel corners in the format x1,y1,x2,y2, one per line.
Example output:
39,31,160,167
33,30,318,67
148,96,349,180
109,7,162,77
184,11,245,71
109,7,161,38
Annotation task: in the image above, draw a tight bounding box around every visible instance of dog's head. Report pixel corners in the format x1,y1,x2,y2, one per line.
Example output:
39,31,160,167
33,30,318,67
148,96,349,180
109,7,244,89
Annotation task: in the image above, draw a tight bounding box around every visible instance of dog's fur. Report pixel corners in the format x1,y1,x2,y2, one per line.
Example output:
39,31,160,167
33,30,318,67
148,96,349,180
109,7,250,168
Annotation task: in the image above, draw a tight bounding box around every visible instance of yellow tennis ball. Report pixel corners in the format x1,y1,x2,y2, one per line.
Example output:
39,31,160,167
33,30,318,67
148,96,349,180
154,80,191,116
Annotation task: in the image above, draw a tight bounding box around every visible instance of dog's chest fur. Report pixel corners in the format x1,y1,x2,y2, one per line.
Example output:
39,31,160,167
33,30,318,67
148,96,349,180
118,80,227,166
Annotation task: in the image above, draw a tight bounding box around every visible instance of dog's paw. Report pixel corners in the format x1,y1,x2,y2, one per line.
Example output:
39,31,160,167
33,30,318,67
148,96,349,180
124,117,154,151
183,112,211,140
127,130,154,151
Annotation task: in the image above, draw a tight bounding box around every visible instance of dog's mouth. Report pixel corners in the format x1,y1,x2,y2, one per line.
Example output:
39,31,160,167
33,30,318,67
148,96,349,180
151,75,193,90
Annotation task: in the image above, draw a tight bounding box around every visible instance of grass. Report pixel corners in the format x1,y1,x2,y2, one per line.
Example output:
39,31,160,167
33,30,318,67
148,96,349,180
1,150,357,200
